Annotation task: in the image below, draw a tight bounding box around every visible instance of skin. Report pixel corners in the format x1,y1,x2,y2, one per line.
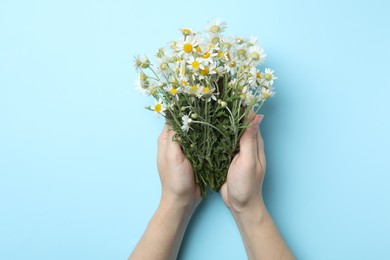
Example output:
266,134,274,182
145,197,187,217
129,124,201,260
129,115,294,260
221,114,295,260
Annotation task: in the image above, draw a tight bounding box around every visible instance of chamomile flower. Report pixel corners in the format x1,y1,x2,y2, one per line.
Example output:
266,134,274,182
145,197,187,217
187,56,204,72
186,84,201,96
247,36,259,47
180,27,195,36
261,68,277,86
199,86,217,101
167,85,180,100
181,114,193,132
235,44,249,61
234,36,248,45
247,67,258,86
220,37,234,50
177,35,201,58
248,45,266,65
150,99,166,117
134,55,150,71
135,79,147,95
201,49,218,64
208,33,221,45
204,18,227,34
259,87,275,101
134,72,153,95
209,62,224,75
156,55,171,74
240,91,256,106
216,49,229,62
225,56,239,75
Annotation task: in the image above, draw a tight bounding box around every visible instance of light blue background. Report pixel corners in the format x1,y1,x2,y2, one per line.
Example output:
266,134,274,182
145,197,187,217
1,0,389,259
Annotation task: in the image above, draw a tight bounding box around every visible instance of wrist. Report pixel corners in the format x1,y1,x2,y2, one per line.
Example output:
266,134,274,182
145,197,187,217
230,198,268,225
160,192,200,216
161,186,201,209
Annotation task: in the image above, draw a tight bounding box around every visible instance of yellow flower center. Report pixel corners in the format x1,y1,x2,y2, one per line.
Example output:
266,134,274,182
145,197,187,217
203,87,210,93
264,73,273,80
181,28,191,35
200,67,209,76
189,85,198,94
191,61,200,69
229,61,236,67
183,43,193,53
181,67,185,75
182,80,189,86
140,73,147,81
211,37,219,44
237,49,247,59
223,42,231,48
256,72,262,78
202,52,210,58
251,52,260,60
210,25,220,33
154,104,162,113
196,46,201,52
170,88,178,95
217,51,224,58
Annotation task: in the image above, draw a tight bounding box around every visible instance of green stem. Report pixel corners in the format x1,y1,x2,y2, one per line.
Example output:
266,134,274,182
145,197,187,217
191,120,228,139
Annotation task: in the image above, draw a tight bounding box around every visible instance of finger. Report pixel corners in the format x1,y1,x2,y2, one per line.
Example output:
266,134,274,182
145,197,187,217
164,124,182,151
256,125,266,169
158,124,170,148
239,114,262,159
220,182,229,206
256,115,265,157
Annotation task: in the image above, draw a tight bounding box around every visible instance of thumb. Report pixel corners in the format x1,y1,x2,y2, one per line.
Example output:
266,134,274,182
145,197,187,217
220,182,230,207
239,114,264,158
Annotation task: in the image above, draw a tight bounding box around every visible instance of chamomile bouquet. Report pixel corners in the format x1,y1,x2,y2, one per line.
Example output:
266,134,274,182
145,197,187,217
134,19,277,196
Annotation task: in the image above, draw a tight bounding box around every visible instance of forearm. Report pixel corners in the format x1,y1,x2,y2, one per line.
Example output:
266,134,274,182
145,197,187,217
231,201,295,260
129,197,197,260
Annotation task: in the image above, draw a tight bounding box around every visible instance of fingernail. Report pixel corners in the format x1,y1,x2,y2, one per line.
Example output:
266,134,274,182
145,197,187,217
252,114,263,125
258,114,264,124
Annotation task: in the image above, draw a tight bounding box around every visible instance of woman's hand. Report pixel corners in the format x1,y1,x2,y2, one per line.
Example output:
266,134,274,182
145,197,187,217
130,124,201,260
221,114,266,212
157,124,201,208
221,114,295,260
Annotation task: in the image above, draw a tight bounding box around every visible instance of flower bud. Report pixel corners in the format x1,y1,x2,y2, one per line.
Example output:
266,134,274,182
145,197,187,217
168,56,177,63
156,48,165,58
191,113,198,119
220,101,227,108
140,73,147,81
149,87,157,95
181,28,192,36
135,56,150,69
159,62,168,70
